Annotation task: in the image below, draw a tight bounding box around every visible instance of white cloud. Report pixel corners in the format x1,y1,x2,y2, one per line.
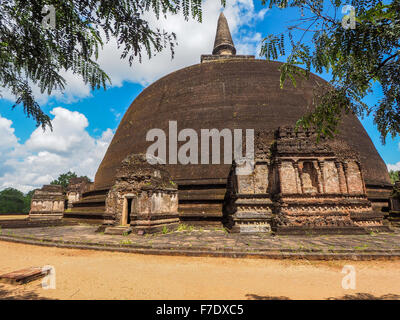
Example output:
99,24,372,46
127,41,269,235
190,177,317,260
0,69,91,106
0,108,113,193
97,0,268,87
0,115,19,151
0,0,267,102
0,1,267,192
387,162,400,172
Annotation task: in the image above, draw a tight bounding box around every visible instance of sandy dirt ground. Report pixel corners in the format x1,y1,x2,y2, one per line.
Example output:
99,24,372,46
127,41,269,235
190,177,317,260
0,215,28,220
0,240,400,300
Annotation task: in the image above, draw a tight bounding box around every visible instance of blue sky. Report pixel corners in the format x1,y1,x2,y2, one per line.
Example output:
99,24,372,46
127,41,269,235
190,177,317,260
0,0,399,192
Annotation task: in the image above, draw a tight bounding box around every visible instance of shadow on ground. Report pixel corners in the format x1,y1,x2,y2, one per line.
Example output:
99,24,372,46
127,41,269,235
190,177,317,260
0,283,52,300
327,293,400,300
247,293,400,300
246,294,291,300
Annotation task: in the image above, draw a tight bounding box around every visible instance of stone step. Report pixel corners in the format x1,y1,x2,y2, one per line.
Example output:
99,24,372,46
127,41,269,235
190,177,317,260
63,211,111,223
179,189,226,200
176,178,227,186
65,210,106,215
72,200,105,207
104,226,132,235
81,188,109,198
179,202,223,217
69,206,105,213
80,194,107,201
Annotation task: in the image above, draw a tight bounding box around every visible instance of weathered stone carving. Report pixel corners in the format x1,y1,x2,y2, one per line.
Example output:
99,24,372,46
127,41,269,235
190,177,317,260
66,177,92,209
226,127,388,234
225,159,273,233
29,185,65,220
105,154,179,234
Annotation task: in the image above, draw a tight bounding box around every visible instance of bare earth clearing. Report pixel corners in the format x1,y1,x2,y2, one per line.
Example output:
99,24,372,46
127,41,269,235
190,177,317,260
0,215,28,220
0,241,399,300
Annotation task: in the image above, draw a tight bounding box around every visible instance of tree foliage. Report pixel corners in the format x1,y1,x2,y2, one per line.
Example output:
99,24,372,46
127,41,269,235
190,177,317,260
0,188,32,214
389,169,400,183
0,0,214,129
261,0,400,143
50,171,90,189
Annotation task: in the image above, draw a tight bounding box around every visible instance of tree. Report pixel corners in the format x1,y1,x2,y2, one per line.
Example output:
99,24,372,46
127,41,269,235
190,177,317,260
389,170,400,183
23,190,35,213
0,188,29,214
261,0,400,143
50,171,91,189
0,0,212,129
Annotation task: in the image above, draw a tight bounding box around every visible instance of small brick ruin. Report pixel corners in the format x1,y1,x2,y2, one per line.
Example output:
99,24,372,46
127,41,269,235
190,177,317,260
226,127,388,234
29,185,64,220
66,177,92,209
105,153,179,234
388,181,400,227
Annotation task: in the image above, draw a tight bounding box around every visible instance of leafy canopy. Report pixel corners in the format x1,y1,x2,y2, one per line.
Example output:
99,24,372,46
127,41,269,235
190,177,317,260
0,0,214,129
50,171,91,189
389,169,400,183
0,188,33,214
261,0,400,143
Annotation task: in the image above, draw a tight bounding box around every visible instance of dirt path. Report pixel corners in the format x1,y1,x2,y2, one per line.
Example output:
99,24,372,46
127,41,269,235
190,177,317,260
0,240,399,300
0,215,28,220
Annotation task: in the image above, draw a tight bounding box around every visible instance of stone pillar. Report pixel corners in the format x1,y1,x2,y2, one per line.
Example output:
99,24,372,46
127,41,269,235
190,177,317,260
313,160,323,193
356,161,367,194
293,161,303,194
277,160,283,194
317,160,326,194
342,162,350,194
335,161,348,194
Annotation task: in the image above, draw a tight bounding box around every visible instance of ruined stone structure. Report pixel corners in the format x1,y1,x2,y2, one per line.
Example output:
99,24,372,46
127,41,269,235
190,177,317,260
225,154,273,233
104,154,179,234
66,177,92,209
29,185,64,220
226,127,387,234
65,13,392,229
388,181,400,227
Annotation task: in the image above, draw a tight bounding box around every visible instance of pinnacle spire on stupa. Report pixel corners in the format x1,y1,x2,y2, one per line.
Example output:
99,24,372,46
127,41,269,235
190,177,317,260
212,12,236,55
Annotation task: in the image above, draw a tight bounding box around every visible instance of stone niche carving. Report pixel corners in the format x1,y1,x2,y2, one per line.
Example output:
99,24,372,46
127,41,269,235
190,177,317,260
105,154,179,234
66,177,92,209
225,158,273,233
29,185,65,220
226,127,389,234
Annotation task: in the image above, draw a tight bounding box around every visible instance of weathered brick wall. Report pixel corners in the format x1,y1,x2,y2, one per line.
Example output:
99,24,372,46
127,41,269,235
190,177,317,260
29,185,64,219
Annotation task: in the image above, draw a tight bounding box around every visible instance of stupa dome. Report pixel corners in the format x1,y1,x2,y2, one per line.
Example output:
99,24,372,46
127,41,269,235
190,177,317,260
87,13,391,222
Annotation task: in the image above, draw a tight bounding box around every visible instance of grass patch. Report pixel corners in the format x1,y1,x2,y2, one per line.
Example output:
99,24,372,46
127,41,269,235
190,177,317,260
162,226,170,234
177,224,194,232
354,244,369,250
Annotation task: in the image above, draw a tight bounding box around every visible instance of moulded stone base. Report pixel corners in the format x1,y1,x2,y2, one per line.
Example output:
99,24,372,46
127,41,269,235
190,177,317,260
229,212,273,234
230,222,272,234
363,225,393,233
275,225,369,235
104,226,132,235
387,210,400,226
29,213,63,220
131,218,180,235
